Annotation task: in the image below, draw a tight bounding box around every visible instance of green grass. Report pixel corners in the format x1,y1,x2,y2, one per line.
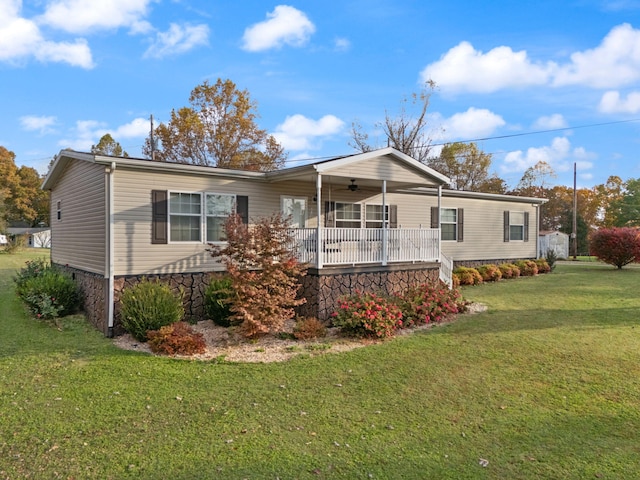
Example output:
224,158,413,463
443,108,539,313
1,251,640,479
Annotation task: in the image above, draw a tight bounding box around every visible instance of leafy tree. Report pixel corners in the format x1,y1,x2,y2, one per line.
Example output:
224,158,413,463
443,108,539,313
349,81,439,163
0,146,49,227
594,176,625,227
611,178,640,227
208,213,307,338
427,142,505,192
514,161,557,198
590,227,640,269
144,79,286,171
91,133,128,157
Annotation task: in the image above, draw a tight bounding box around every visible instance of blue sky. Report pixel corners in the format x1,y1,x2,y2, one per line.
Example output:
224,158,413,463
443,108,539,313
2,0,640,189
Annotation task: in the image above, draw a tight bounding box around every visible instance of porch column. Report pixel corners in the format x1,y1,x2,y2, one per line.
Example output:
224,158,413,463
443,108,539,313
316,174,323,269
437,185,442,262
381,180,388,266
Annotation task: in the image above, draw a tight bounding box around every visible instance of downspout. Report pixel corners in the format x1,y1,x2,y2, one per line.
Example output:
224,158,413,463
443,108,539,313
316,173,323,269
437,185,442,262
106,162,116,337
381,180,387,266
535,204,540,259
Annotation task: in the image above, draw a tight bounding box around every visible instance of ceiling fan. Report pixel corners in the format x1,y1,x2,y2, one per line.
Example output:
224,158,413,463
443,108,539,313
347,179,359,192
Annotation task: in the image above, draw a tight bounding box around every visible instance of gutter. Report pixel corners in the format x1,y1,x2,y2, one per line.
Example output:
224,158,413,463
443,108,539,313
106,162,116,337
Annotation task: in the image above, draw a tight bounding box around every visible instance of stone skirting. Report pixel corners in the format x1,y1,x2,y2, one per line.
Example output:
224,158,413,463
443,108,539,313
54,264,109,335
453,258,536,269
57,263,442,336
298,262,440,320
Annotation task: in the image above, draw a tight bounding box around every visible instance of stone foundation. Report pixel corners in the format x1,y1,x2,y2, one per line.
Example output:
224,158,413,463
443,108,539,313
298,263,440,320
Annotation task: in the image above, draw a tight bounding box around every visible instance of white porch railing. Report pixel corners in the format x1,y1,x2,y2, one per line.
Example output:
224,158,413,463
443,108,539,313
439,252,454,288
289,227,440,267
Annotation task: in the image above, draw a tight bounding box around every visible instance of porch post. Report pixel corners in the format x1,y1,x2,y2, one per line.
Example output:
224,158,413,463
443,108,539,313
382,180,388,266
316,174,323,269
437,185,442,262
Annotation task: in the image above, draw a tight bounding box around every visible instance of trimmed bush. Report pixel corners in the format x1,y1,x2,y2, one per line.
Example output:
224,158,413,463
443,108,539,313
453,266,483,286
514,260,538,276
18,269,79,319
203,276,235,327
498,263,520,279
293,317,327,340
476,264,502,282
589,227,640,269
147,322,206,356
535,258,551,274
398,282,467,327
119,279,184,342
331,291,403,338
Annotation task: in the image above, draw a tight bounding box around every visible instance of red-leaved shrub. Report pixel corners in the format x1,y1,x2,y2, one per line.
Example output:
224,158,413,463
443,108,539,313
498,263,520,279
589,227,640,269
331,291,403,338
514,260,538,276
476,264,503,282
398,282,467,327
293,317,327,340
147,322,206,356
535,258,551,273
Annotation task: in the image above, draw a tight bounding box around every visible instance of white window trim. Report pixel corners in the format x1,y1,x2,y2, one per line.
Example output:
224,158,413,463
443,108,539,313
440,207,458,242
335,202,362,228
205,192,237,244
364,203,389,229
509,211,525,242
281,195,308,229
168,191,203,244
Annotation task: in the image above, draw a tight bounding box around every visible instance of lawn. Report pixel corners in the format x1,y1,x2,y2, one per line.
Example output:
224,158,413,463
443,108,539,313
1,250,639,479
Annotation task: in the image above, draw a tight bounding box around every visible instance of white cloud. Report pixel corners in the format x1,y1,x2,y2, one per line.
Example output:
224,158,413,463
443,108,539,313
421,23,640,93
59,117,149,151
20,115,57,133
420,41,554,93
533,114,568,130
39,0,154,34
242,5,315,52
598,90,640,113
273,114,344,150
0,1,93,68
501,137,595,174
440,107,506,139
144,23,209,58
553,23,640,88
334,37,351,51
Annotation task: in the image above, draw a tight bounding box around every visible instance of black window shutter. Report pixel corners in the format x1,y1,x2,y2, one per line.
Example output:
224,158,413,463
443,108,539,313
524,211,530,242
389,205,398,228
430,206,439,229
324,201,336,227
457,208,464,242
236,195,249,224
151,190,168,244
504,211,510,242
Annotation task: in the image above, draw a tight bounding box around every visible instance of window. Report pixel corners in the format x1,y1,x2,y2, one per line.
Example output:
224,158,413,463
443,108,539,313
335,202,361,228
56,201,61,221
504,211,529,242
282,197,307,228
206,193,235,242
169,192,201,242
365,204,387,228
441,208,457,241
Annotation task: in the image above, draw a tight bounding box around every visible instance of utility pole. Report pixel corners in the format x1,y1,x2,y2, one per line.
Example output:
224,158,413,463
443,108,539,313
572,162,577,260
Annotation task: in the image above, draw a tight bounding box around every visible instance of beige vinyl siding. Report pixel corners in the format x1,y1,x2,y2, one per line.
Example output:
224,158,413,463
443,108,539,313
112,170,318,275
50,160,106,274
326,156,432,184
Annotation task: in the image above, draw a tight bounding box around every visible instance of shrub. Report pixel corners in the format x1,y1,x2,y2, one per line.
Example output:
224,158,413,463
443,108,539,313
19,269,79,319
208,214,307,338
451,274,461,288
589,227,640,269
476,264,502,282
498,263,520,279
453,267,483,286
398,282,466,327
514,260,538,276
4,234,27,254
14,258,51,297
203,276,235,327
293,316,327,340
331,291,403,338
119,279,184,342
544,248,558,271
147,322,206,356
535,258,551,274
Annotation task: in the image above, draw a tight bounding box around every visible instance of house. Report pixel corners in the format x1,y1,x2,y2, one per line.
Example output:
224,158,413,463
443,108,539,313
42,147,546,336
6,227,52,248
539,230,569,259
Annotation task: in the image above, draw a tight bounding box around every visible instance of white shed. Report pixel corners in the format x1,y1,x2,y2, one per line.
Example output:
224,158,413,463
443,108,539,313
539,230,569,259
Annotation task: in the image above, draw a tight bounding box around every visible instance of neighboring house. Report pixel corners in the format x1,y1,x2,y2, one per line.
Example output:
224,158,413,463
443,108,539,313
42,147,546,336
539,230,569,259
0,234,7,245
7,227,52,248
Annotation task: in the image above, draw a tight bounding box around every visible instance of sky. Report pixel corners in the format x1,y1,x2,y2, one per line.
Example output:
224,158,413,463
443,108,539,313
2,0,640,189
